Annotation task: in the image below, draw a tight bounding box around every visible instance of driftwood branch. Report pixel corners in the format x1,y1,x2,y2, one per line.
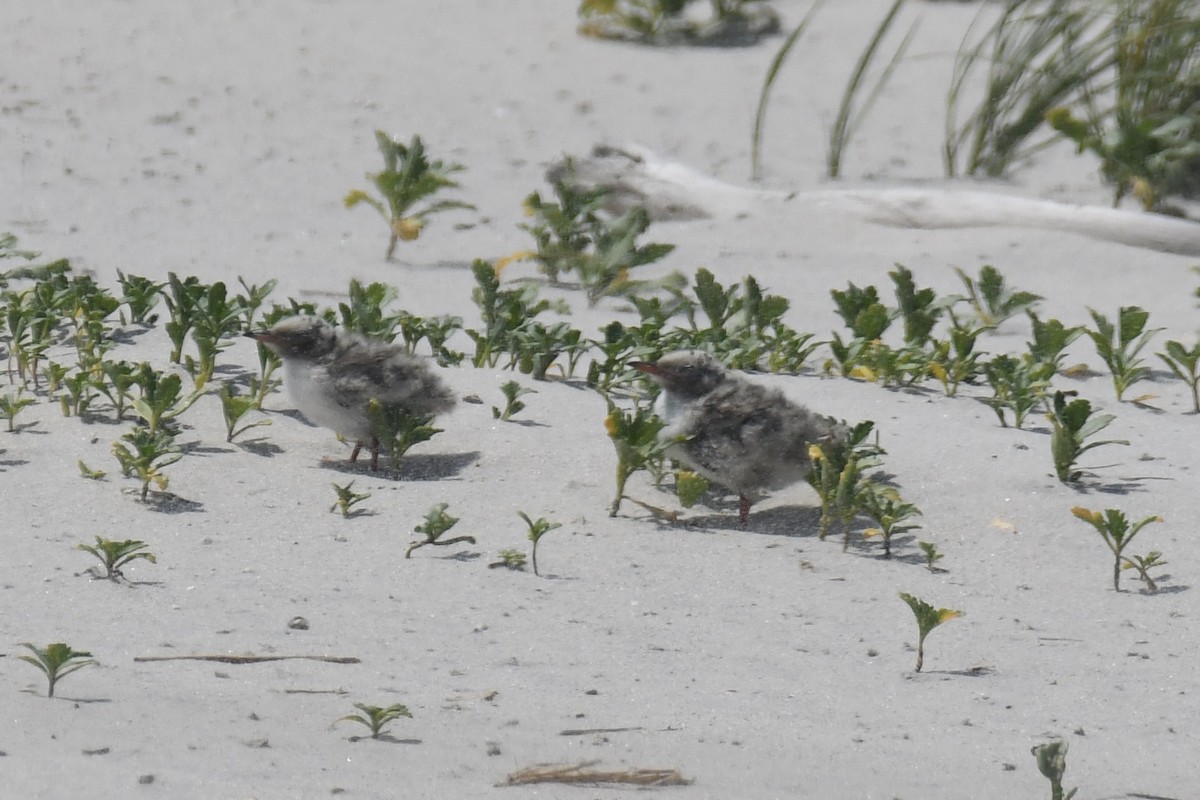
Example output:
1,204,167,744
134,654,360,665
500,760,690,787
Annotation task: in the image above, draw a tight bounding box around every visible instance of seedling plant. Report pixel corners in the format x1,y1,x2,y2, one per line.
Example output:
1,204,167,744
604,400,668,517
406,503,475,558
1086,306,1161,401
17,642,96,698
112,427,182,501
918,540,944,572
519,511,562,577
0,389,35,431
337,702,412,740
492,380,535,421
1157,339,1200,413
898,592,963,672
367,401,443,475
330,481,371,519
1032,739,1077,800
344,131,474,260
218,382,272,442
489,549,528,571
77,536,157,581
861,486,922,557
1071,506,1163,591
1048,390,1128,483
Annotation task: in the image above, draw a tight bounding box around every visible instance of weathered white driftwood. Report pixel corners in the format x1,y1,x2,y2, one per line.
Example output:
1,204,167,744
549,144,1200,257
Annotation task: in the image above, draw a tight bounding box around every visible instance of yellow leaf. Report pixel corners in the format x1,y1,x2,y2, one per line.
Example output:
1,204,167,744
849,365,877,382
495,250,536,274
1070,506,1100,524
1060,362,1091,378
343,189,369,208
604,411,619,438
937,608,964,624
862,528,883,539
395,217,423,241
928,362,947,382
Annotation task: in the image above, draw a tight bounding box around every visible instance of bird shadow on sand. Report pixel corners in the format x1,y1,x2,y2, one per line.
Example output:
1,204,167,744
142,492,204,514
319,451,481,481
237,438,285,457
678,503,825,538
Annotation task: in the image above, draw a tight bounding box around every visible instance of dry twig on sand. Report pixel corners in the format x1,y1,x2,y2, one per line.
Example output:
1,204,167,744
500,760,691,787
134,654,360,665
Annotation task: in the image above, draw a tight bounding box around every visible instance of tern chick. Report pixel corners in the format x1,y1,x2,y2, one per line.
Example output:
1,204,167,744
248,316,454,469
633,350,845,524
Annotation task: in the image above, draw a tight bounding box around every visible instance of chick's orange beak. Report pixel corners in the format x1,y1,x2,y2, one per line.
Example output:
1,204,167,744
631,361,660,375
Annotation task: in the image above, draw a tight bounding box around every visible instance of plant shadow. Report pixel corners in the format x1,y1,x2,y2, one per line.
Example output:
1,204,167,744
319,451,481,481
346,735,422,745
237,438,284,457
143,492,204,514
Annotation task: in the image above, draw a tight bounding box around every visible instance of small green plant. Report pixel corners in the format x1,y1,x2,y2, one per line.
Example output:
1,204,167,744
980,354,1050,429
953,264,1041,328
337,702,412,740
77,459,106,480
0,389,36,432
604,401,667,517
406,503,475,558
329,481,371,519
131,363,202,434
519,511,562,577
861,486,922,557
577,206,676,307
1158,339,1200,413
367,401,444,474
1086,305,1162,401
674,470,710,508
94,359,139,420
76,536,157,581
807,420,880,542
1071,506,1163,591
918,540,944,572
898,592,963,673
111,427,182,501
17,642,97,698
492,380,536,421
344,131,474,261
1027,313,1085,378
116,270,164,325
518,178,607,284
489,548,528,571
1032,739,1078,800
1049,390,1128,483
218,382,272,442
1123,550,1168,592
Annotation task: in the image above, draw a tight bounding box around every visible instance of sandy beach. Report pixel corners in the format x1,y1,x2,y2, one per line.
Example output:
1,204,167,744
3,2,1199,798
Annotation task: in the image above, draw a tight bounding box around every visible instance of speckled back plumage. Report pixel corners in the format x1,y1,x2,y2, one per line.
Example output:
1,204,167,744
638,350,845,500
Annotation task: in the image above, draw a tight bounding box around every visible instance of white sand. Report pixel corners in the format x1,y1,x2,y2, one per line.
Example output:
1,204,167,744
4,2,1199,798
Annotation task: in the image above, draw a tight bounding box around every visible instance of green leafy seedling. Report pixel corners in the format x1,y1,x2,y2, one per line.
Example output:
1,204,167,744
604,401,668,517
337,702,412,740
344,131,474,260
492,380,536,421
1123,550,1167,593
674,470,710,509
953,264,1041,328
116,270,164,325
77,459,106,480
406,503,475,558
898,592,963,672
111,427,182,501
918,540,944,572
980,354,1049,429
131,363,202,434
1157,339,1200,413
1086,305,1162,402
330,481,371,519
1072,506,1163,592
861,486,922,557
1049,390,1128,483
0,389,36,432
489,548,528,571
76,536,156,581
367,401,443,474
218,382,272,442
1032,739,1077,800
17,642,96,698
519,511,562,577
